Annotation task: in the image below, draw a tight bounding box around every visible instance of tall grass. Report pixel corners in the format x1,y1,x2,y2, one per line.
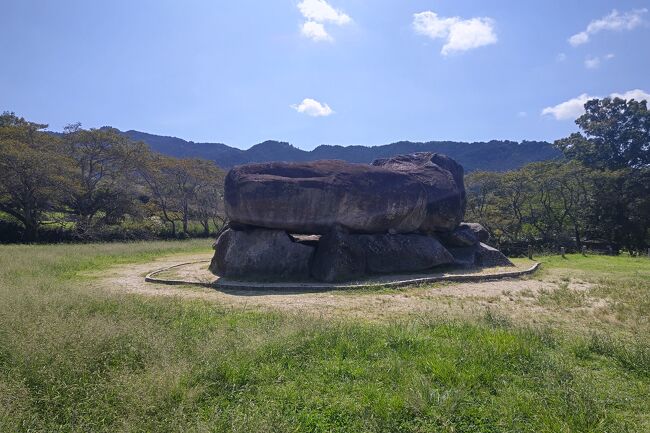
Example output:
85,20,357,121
1,243,649,432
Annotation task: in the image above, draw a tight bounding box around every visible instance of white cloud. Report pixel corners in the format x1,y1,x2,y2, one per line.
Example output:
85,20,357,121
444,18,497,55
584,53,615,69
297,0,351,42
556,52,567,62
568,32,589,47
291,98,334,117
569,9,647,46
413,12,457,39
542,89,650,120
413,11,497,55
298,0,351,25
610,89,650,102
542,93,594,120
584,57,600,69
517,111,528,118
301,21,332,42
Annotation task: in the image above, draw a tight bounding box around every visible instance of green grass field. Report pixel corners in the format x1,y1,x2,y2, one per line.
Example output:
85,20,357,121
1,242,649,432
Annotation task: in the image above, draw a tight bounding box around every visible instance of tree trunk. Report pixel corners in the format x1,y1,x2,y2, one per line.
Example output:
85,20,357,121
76,213,93,237
160,206,176,236
22,220,39,243
21,208,39,243
182,203,189,234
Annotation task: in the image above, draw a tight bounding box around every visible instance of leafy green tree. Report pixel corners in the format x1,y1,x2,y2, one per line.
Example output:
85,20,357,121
499,169,534,242
191,164,226,236
465,171,504,236
466,161,596,249
138,153,225,236
555,97,649,170
167,158,225,235
553,96,649,251
519,162,594,247
61,124,146,235
0,112,72,241
586,168,650,251
552,162,594,248
138,153,183,236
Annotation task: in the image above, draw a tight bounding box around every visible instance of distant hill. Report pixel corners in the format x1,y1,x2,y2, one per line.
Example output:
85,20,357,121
122,130,561,172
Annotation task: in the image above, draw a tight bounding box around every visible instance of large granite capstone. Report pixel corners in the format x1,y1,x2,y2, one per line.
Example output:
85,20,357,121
224,153,464,234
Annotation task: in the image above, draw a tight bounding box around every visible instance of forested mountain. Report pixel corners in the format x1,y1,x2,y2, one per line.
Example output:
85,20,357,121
123,130,561,172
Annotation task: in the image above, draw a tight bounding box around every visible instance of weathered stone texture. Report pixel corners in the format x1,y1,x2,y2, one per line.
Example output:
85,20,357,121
210,153,511,282
371,152,465,232
209,228,314,280
225,154,464,234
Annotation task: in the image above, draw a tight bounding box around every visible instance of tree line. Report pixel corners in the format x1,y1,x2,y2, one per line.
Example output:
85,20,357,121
0,112,226,242
2,96,648,252
465,97,649,254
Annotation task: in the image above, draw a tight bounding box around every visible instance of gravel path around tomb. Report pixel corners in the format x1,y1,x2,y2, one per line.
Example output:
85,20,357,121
146,259,539,289
89,252,607,325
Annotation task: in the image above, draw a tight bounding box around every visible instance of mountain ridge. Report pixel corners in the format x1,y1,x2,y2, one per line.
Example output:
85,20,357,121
122,130,561,172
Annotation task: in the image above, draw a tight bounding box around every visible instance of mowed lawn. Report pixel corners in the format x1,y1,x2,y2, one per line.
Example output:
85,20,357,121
0,241,649,432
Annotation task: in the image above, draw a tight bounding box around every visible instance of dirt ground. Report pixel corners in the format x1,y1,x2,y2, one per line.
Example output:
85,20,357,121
88,252,610,327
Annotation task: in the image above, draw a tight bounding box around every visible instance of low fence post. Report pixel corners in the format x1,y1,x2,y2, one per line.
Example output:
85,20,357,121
561,247,566,258
581,245,587,256
527,245,533,260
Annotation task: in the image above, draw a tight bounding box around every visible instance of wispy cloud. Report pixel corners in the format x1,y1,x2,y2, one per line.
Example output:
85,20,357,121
542,89,650,120
584,53,614,69
297,0,351,42
569,9,647,46
542,93,594,120
413,11,497,55
291,98,334,117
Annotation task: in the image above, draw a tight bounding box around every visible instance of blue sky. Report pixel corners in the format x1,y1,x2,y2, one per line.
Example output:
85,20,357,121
1,0,649,150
